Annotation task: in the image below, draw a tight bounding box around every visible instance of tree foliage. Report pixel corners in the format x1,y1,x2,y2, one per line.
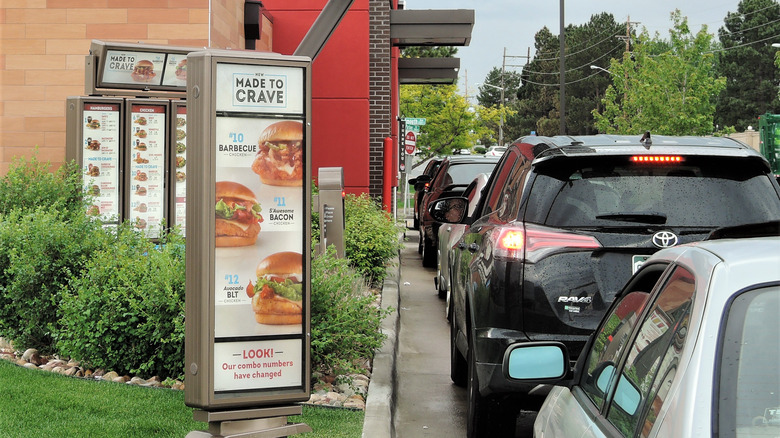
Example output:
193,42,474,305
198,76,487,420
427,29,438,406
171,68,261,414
593,11,725,135
715,0,780,130
514,13,625,136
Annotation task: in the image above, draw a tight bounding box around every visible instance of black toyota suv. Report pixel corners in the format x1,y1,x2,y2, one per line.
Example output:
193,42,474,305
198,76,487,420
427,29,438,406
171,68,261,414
431,133,780,437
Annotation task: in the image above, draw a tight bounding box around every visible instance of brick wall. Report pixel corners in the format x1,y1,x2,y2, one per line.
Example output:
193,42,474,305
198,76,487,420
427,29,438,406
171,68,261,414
0,0,267,175
368,0,391,198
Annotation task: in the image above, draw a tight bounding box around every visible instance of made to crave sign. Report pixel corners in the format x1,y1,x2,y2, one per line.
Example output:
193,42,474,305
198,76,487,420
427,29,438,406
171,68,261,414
185,50,311,410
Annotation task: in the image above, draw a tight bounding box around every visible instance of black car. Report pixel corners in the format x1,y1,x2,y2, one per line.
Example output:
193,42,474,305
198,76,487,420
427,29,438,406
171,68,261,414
418,155,499,267
431,133,780,437
408,157,442,230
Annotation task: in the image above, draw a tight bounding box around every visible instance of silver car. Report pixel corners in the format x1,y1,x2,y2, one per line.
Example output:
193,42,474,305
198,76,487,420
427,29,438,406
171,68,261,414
503,231,780,438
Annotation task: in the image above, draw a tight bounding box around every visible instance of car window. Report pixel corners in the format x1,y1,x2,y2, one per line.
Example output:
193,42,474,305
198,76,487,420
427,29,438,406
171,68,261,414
483,150,519,216
606,266,696,437
438,162,497,187
524,156,780,227
581,291,652,411
718,284,780,437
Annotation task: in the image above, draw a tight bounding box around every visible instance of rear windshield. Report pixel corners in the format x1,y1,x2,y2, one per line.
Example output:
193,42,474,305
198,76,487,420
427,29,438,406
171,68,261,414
524,156,780,228
437,162,497,187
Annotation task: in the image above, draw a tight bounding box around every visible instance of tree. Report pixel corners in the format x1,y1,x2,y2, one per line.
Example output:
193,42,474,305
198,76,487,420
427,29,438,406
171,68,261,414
400,84,496,157
715,0,780,130
401,46,457,58
593,11,725,135
475,67,521,145
513,13,625,136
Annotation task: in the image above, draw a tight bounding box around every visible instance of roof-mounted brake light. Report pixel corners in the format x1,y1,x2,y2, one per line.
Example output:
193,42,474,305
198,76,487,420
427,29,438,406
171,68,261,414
631,155,684,163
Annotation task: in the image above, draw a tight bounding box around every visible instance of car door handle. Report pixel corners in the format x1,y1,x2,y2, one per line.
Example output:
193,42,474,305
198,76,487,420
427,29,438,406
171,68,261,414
467,243,479,253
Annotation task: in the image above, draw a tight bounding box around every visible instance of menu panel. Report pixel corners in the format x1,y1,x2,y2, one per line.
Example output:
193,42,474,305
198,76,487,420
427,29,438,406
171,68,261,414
82,102,121,223
172,104,187,235
103,50,166,86
128,102,167,238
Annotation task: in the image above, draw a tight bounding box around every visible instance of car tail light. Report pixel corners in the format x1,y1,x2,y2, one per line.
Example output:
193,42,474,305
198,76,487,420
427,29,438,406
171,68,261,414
493,225,601,262
631,155,684,163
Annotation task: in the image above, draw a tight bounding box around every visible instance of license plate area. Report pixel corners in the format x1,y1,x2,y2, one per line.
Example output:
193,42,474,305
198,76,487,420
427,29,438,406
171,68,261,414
632,255,651,273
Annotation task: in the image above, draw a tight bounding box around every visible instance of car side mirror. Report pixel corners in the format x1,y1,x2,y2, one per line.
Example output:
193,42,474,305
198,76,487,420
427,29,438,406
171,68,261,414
591,362,641,416
411,175,431,187
502,342,570,381
429,197,468,224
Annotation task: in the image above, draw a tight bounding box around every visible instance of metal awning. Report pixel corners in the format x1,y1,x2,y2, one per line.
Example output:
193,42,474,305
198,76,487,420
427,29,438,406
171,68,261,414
390,9,474,47
398,57,460,84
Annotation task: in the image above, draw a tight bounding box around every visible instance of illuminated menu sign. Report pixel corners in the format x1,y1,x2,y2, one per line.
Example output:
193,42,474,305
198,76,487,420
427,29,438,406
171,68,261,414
127,102,167,238
81,102,121,223
89,41,193,92
212,62,306,393
172,104,187,235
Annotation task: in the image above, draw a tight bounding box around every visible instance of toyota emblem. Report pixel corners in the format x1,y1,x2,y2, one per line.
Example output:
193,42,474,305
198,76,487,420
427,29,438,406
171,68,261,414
652,231,678,248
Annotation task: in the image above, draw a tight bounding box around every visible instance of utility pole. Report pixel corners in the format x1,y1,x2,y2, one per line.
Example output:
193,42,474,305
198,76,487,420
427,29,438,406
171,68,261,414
559,0,565,135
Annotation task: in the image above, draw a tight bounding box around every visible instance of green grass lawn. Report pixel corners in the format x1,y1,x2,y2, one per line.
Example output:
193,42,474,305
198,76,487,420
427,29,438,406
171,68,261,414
0,359,363,437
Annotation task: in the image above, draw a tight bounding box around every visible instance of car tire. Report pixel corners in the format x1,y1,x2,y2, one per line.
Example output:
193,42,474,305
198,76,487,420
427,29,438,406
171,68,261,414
466,340,516,438
450,314,467,387
437,252,447,299
417,228,423,254
422,235,436,268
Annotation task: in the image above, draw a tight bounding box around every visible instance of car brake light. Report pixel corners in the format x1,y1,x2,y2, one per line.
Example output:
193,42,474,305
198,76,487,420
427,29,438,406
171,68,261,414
631,155,683,163
494,225,601,262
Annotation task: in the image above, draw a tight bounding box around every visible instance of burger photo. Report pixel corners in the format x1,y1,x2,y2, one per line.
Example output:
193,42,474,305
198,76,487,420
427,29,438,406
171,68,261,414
86,139,101,151
135,142,147,151
135,116,147,126
134,171,148,182
89,184,100,196
130,60,156,83
86,205,100,216
87,164,100,177
251,120,303,186
135,129,147,138
86,119,100,129
135,186,147,196
214,181,263,247
175,59,187,81
134,203,148,213
247,251,303,325
134,218,148,229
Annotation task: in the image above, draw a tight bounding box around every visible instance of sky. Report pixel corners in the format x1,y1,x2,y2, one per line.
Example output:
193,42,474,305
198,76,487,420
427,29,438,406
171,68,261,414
407,0,743,99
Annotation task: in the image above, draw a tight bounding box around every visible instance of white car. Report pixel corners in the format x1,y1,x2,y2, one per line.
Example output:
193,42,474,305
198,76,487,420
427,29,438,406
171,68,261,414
484,146,506,157
503,230,780,438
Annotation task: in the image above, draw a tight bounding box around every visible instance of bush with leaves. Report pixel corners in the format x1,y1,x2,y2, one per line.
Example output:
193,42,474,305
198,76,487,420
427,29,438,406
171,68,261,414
310,246,390,376
343,193,401,286
0,207,111,354
0,152,84,217
57,227,186,379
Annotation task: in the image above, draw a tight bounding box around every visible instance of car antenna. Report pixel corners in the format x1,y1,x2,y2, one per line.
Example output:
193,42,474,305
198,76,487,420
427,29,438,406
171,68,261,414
640,131,652,149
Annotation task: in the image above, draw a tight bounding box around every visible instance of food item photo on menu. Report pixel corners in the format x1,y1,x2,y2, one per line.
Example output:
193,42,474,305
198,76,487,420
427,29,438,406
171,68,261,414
251,121,303,186
247,251,303,325
214,181,263,247
130,60,156,83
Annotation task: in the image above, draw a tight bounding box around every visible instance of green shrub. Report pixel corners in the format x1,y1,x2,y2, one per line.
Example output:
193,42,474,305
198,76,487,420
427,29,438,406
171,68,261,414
0,152,84,216
310,246,390,375
57,228,186,379
343,193,401,286
0,207,111,353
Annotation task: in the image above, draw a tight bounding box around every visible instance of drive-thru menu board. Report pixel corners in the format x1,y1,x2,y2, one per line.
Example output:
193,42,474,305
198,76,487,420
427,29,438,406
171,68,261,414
126,101,168,239
185,50,312,410
78,100,122,223
172,103,187,235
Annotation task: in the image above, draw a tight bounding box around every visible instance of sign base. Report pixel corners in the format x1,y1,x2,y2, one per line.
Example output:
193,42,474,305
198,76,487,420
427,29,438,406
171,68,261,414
188,406,311,438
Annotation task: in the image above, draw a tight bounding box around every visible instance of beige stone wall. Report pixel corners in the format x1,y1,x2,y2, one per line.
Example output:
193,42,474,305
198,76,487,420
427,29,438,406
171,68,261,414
0,0,272,175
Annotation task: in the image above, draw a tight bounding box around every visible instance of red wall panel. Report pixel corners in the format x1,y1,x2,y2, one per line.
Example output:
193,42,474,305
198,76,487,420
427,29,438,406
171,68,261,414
312,98,370,193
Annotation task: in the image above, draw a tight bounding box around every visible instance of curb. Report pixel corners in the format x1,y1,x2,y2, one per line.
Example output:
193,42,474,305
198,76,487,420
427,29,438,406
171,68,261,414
361,241,402,438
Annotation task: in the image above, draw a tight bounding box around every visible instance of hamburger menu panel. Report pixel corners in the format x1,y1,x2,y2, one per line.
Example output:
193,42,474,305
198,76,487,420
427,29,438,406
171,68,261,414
171,103,187,235
81,101,122,223
127,101,168,239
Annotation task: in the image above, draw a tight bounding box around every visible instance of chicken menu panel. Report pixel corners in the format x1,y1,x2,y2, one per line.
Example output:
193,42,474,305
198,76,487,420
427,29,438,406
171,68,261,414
128,103,167,238
81,102,121,223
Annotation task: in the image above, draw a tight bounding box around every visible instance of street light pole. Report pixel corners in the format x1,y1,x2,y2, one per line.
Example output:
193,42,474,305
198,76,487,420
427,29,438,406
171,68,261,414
478,82,505,146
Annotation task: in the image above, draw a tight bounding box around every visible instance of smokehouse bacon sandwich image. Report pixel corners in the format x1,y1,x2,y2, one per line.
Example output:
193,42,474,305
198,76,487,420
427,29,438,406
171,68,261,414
130,60,156,83
215,181,263,247
247,251,303,325
251,121,304,186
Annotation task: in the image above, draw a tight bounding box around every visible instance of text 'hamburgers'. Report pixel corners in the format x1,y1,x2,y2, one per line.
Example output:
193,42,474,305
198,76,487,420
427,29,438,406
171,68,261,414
215,181,263,247
248,251,303,325
251,121,303,186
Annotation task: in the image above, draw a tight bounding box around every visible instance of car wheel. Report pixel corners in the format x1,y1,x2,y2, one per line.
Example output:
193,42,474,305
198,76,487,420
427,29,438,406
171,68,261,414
417,228,423,254
413,217,419,230
466,340,515,438
422,235,436,268
436,251,447,299
450,314,467,387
